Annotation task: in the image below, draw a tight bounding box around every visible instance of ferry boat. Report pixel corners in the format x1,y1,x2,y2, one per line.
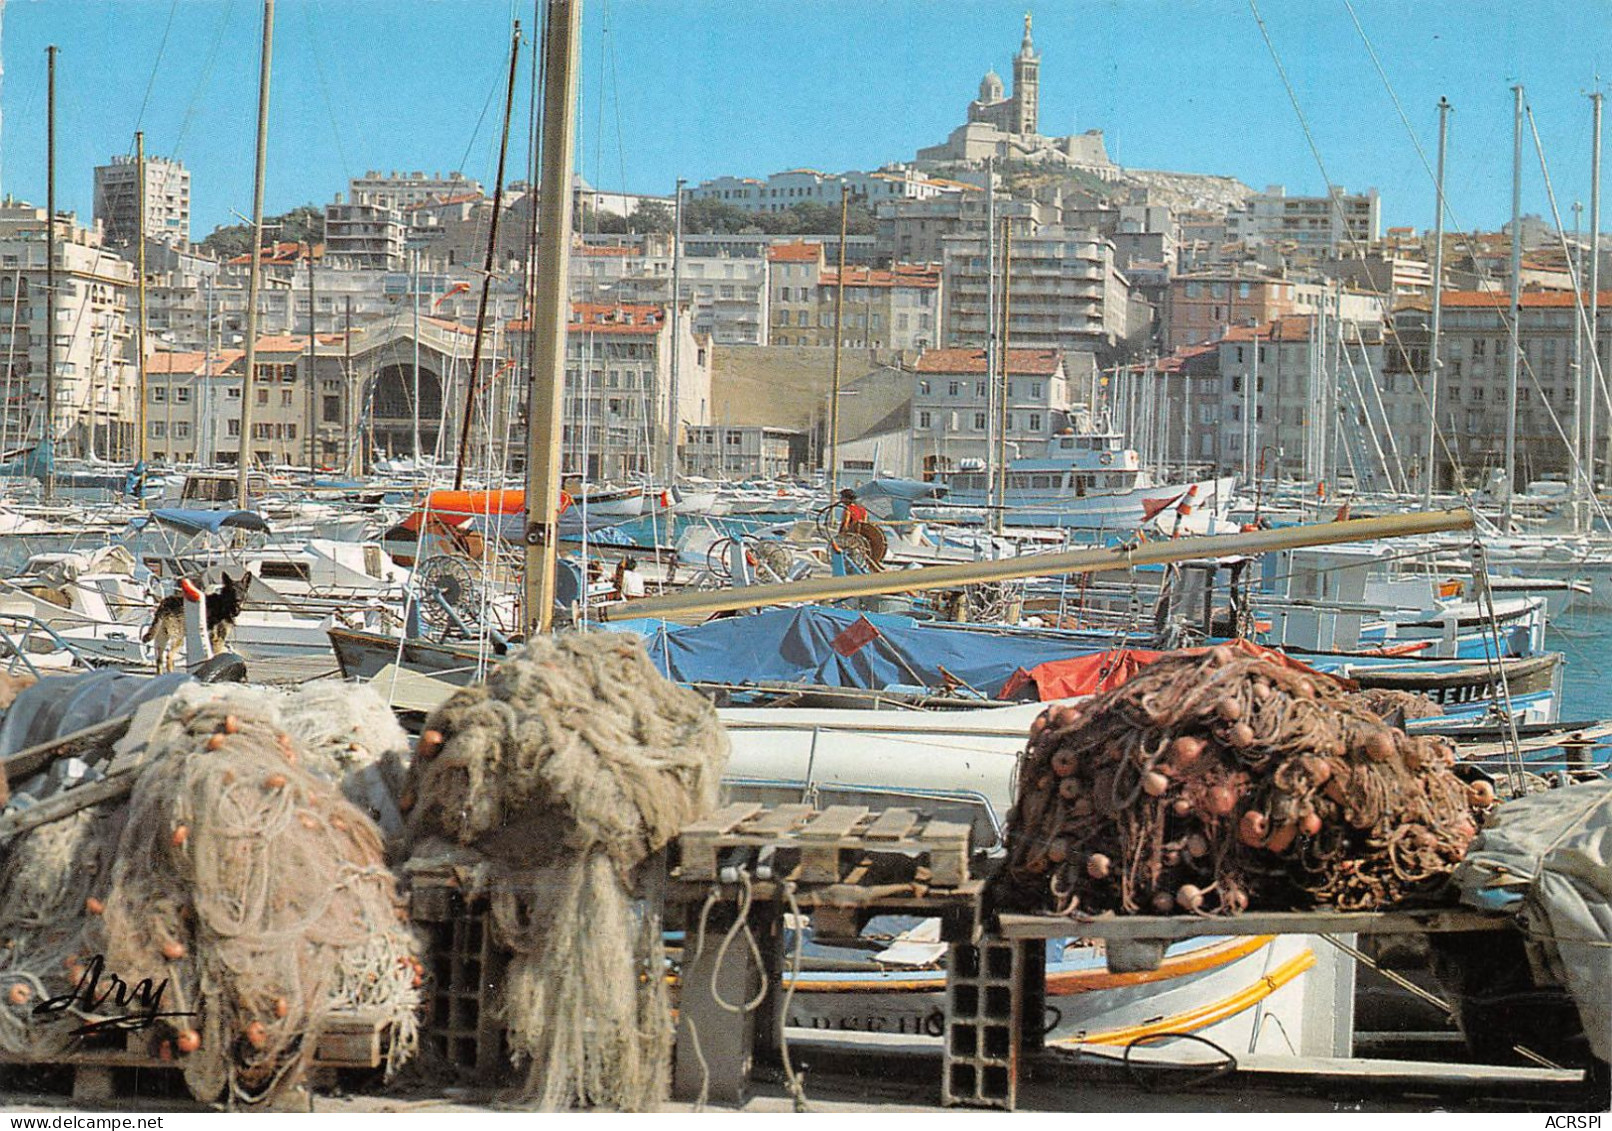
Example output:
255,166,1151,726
929,426,1237,532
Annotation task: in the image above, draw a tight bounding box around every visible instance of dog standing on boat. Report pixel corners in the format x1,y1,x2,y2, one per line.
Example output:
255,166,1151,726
143,573,246,673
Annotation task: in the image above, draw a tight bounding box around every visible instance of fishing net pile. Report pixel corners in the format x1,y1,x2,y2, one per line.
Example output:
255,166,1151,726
402,632,728,1110
991,648,1489,918
1352,687,1444,721
0,682,421,1105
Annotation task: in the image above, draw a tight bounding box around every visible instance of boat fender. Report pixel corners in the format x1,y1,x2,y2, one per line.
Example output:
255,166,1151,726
1099,452,1113,466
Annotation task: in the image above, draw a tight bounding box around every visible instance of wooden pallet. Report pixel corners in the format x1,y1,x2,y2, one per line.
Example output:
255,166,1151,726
676,802,972,888
0,1011,391,1102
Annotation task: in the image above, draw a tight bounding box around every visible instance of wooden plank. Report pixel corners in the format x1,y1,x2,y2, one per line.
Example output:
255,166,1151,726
862,808,919,841
745,803,815,836
798,845,845,885
1,715,132,782
680,801,763,838
0,773,136,843
996,907,1514,941
796,805,868,840
918,819,971,888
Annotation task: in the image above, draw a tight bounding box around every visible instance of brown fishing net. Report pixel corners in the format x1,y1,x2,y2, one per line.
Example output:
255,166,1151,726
1352,687,1445,721
403,632,728,1110
991,648,1488,918
0,684,421,1105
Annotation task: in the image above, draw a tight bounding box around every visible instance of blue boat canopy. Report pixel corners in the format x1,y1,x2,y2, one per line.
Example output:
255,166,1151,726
138,508,271,536
610,605,1104,698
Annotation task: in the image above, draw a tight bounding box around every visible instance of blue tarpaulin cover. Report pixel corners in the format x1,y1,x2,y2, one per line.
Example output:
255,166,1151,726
138,508,272,536
610,605,1108,697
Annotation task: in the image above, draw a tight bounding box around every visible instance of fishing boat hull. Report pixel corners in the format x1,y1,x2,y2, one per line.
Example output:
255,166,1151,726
929,475,1238,530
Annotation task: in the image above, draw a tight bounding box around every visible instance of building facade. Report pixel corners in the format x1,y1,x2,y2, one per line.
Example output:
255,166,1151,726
682,425,799,479
909,346,1076,471
941,226,1139,358
765,241,942,350
93,154,191,248
1228,185,1381,257
0,202,139,457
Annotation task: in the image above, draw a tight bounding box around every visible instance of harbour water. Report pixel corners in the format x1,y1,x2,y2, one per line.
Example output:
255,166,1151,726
1547,609,1612,722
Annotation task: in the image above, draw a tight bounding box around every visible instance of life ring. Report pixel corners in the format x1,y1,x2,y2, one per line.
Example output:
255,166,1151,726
1099,452,1113,466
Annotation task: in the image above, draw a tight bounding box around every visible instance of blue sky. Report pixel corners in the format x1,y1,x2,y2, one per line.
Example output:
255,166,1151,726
1,0,1608,240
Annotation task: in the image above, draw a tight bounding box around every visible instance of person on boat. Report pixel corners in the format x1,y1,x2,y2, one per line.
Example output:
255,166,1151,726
838,488,869,531
612,557,646,600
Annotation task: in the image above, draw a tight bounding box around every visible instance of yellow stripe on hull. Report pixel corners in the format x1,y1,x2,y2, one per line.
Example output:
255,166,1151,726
1050,948,1317,1048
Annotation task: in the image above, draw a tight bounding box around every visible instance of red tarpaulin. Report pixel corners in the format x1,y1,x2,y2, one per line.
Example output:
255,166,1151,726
1001,639,1353,702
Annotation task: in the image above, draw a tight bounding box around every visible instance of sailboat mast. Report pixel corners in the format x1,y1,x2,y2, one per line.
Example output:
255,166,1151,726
1503,84,1523,533
667,176,683,482
1573,199,1585,530
135,130,148,492
305,238,315,475
521,0,581,635
452,22,521,491
993,216,1010,539
238,0,274,510
43,44,54,501
1591,92,1603,505
1424,97,1450,507
827,183,848,495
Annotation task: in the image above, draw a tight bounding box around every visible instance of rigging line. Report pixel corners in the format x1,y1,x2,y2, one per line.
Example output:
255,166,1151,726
605,0,631,195
455,63,507,180
1344,0,1605,497
131,0,180,136
1525,104,1612,517
303,0,353,184
172,0,237,158
1252,0,1466,494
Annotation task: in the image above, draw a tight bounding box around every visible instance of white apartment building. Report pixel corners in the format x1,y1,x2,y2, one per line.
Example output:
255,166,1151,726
692,165,965,214
0,202,138,458
93,154,191,247
909,346,1083,472
1228,185,1381,257
570,242,770,346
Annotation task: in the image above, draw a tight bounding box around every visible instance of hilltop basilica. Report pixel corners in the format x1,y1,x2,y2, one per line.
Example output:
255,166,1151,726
915,14,1117,177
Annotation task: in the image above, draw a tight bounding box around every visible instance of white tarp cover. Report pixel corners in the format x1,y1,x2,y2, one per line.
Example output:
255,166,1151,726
1451,780,1612,1061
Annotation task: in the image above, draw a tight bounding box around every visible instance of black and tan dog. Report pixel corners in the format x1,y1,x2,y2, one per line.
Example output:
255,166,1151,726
143,572,247,673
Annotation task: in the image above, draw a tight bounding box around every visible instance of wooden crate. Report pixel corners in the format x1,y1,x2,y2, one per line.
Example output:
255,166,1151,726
676,802,973,888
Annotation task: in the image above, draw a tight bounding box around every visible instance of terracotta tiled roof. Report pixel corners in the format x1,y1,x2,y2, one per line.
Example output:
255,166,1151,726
508,302,666,335
915,348,1061,376
766,240,823,263
1440,289,1612,308
1220,316,1317,343
251,333,348,354
578,245,635,257
821,263,941,289
148,349,246,376
225,240,320,266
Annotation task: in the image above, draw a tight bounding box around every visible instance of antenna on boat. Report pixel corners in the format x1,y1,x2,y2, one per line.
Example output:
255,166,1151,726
238,0,274,511
521,0,582,635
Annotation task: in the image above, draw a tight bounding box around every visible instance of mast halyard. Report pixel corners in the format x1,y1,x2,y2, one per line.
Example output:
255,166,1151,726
452,22,521,492
1424,97,1450,509
136,129,148,502
43,43,55,501
237,0,275,511
1503,84,1523,534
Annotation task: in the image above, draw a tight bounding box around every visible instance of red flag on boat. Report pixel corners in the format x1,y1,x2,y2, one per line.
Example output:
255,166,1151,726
434,282,472,307
830,615,881,657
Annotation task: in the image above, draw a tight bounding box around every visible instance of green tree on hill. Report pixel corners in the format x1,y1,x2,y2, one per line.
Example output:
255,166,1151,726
200,204,325,259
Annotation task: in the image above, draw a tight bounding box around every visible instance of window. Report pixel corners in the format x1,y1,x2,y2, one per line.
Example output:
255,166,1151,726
948,381,960,396
280,389,294,406
1028,413,1042,431
148,421,166,438
173,422,191,438
919,411,932,429
322,395,341,423
227,419,241,437
975,382,986,398
256,389,269,406
151,387,167,403
1031,382,1042,398
175,387,191,403
973,412,987,430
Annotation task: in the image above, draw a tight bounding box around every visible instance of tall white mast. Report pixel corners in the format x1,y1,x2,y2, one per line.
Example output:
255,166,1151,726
1502,84,1523,533
1424,98,1450,508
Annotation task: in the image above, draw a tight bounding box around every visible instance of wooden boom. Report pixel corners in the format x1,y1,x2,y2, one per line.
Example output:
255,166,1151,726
599,508,1476,622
